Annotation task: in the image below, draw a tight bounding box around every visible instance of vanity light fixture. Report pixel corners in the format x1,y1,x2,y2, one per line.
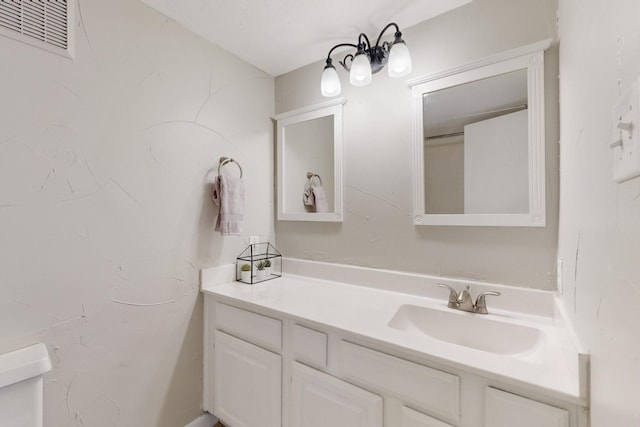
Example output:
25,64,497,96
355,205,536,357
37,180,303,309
321,22,412,97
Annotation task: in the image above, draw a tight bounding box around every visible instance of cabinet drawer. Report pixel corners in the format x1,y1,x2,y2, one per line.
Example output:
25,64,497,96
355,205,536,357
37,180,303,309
215,302,282,352
485,387,569,427
292,324,328,369
401,406,454,427
291,362,383,427
337,341,460,422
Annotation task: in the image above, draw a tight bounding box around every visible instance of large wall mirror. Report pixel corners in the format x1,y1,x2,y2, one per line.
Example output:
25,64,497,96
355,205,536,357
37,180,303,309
274,99,345,222
409,40,551,227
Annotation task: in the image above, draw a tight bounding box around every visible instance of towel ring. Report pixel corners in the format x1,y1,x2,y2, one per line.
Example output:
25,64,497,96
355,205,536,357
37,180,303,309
306,172,322,185
218,157,243,178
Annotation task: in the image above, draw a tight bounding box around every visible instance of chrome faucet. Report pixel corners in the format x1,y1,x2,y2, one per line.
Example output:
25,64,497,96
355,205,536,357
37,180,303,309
437,284,501,314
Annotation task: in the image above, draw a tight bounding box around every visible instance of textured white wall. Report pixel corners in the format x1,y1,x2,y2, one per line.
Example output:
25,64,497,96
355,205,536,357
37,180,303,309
0,0,274,426
275,0,559,289
558,0,640,425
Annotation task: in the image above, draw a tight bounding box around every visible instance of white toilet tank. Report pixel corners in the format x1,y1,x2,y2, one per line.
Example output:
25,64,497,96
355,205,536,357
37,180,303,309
0,343,52,427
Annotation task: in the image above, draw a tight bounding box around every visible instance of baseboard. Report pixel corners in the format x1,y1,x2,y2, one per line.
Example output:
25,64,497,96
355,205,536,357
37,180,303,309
185,412,218,427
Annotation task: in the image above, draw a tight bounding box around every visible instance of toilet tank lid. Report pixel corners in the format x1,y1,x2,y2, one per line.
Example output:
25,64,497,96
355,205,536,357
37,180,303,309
0,343,52,388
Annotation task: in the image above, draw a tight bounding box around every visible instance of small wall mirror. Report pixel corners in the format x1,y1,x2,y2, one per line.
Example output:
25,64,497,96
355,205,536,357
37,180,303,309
274,99,345,222
410,40,550,227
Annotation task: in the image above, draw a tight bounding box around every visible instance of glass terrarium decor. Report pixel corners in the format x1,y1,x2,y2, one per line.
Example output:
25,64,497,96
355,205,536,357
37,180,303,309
236,242,282,284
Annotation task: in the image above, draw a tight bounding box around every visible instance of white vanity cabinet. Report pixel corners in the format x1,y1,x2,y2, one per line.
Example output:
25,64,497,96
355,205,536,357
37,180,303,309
203,292,585,427
485,387,569,427
214,331,282,427
208,302,283,427
401,406,456,427
336,340,460,424
291,362,383,427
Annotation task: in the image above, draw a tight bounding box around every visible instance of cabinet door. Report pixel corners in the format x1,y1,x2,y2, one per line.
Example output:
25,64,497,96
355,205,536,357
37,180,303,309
401,406,455,427
214,331,282,427
291,362,383,427
337,340,460,422
485,387,569,427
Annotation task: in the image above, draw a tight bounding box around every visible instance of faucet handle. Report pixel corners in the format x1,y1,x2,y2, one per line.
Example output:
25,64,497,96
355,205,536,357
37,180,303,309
474,291,501,314
437,284,459,308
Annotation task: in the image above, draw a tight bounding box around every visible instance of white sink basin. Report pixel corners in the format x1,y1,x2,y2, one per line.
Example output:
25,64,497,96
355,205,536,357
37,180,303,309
388,304,543,356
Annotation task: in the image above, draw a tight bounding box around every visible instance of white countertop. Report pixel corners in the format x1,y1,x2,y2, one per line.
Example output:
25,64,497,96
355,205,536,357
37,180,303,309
201,263,587,405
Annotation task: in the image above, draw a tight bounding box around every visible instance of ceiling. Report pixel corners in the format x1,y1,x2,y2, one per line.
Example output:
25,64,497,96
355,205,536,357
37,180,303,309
141,0,472,77
424,69,528,138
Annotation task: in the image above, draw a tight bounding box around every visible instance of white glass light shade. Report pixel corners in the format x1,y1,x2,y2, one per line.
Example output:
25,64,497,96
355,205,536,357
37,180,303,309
321,66,341,97
349,53,372,86
387,42,412,77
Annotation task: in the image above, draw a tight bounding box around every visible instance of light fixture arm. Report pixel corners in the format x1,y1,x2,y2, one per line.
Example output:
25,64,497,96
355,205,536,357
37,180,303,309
325,42,358,71
373,22,401,49
325,42,359,61
357,33,372,51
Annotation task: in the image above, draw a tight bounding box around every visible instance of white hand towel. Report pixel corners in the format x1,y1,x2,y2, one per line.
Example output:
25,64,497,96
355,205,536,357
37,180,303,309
212,175,245,235
311,185,329,213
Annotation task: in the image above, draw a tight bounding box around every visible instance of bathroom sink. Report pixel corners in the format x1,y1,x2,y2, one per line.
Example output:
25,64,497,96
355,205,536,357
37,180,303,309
388,304,543,356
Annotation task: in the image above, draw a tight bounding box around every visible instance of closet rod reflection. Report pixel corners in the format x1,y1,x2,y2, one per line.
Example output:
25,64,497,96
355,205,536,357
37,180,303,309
425,103,527,141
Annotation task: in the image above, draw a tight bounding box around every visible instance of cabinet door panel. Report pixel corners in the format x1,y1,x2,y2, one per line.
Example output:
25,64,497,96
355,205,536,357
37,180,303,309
292,324,328,369
401,406,455,427
337,340,460,422
291,362,382,427
485,387,569,427
214,331,282,427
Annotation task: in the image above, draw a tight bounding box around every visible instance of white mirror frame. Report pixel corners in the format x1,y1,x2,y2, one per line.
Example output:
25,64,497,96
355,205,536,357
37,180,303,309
274,98,345,222
409,39,551,227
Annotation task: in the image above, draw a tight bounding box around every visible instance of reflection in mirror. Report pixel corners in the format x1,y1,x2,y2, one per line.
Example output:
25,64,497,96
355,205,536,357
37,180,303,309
284,115,334,214
275,99,345,222
410,40,550,227
424,69,528,215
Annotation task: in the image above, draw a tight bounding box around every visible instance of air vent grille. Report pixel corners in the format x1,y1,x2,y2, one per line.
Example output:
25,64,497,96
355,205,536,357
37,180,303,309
0,0,69,51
